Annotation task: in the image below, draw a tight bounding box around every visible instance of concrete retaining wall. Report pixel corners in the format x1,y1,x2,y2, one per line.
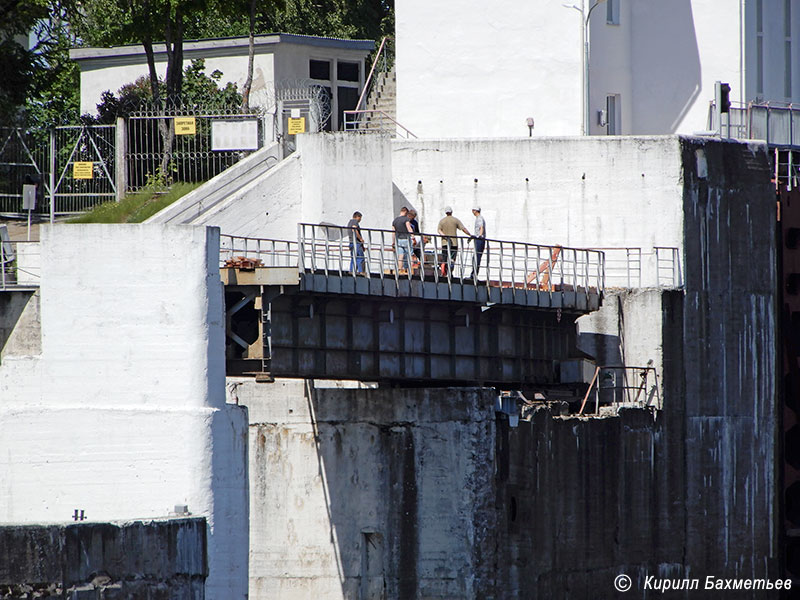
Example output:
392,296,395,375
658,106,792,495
238,380,496,600
0,225,249,598
0,518,206,599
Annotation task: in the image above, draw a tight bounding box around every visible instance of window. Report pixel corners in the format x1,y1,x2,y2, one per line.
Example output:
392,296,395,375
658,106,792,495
309,59,330,80
785,0,793,98
606,0,620,25
337,61,360,82
757,0,764,95
606,94,620,135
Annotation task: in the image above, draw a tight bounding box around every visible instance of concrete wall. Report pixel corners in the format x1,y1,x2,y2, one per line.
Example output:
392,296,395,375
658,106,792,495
395,0,797,137
0,518,207,598
395,0,582,138
238,379,496,600
0,224,249,599
390,135,686,253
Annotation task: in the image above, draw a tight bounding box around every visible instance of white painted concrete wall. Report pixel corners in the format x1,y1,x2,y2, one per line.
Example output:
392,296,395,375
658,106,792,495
0,224,249,599
390,136,685,253
395,1,583,138
298,133,394,233
396,0,798,137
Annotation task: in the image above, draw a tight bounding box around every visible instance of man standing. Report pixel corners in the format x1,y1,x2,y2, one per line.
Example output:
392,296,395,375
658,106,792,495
392,207,415,275
347,211,365,274
437,206,470,276
470,206,486,279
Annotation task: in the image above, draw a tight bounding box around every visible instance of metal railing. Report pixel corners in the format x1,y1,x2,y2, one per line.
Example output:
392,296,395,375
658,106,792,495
297,223,605,295
220,235,298,268
597,247,682,288
708,100,800,147
343,110,417,138
579,364,661,414
1,240,41,290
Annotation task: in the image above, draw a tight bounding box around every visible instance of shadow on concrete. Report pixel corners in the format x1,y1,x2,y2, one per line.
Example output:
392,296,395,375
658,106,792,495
629,0,701,133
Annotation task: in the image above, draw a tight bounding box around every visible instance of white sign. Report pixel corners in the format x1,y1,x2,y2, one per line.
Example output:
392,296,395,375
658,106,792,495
22,184,37,210
211,120,260,151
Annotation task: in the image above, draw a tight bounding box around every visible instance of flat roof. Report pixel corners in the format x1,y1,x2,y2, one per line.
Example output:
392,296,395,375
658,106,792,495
70,33,375,62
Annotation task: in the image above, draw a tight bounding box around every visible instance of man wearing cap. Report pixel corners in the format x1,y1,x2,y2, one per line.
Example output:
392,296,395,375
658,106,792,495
392,207,415,275
470,206,486,279
437,206,470,276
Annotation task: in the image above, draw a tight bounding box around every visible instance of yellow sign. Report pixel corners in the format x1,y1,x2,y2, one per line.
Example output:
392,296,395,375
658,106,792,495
175,117,196,135
73,162,94,179
287,117,306,135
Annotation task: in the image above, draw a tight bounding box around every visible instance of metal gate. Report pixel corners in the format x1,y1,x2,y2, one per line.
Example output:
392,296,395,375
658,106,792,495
50,124,117,214
0,125,116,217
0,128,48,215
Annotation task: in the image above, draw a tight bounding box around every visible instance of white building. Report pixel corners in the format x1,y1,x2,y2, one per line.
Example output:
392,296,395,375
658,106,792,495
70,33,374,132
396,0,799,138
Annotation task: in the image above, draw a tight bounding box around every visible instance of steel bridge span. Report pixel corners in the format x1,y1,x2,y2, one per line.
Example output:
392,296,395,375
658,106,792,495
222,224,605,387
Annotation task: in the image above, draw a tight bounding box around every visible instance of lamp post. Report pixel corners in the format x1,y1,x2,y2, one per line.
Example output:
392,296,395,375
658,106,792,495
565,0,607,135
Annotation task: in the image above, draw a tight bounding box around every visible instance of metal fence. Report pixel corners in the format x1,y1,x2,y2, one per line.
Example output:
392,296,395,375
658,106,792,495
296,223,605,295
127,104,264,192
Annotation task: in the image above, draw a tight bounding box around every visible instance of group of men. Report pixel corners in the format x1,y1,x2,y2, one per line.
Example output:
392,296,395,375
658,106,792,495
347,206,487,278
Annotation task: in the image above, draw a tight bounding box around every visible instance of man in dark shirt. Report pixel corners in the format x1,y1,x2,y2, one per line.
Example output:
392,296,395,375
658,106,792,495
392,207,414,274
347,211,365,274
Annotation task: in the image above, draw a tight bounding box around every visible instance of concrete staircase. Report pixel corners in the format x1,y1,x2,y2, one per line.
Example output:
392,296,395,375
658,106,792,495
362,67,396,132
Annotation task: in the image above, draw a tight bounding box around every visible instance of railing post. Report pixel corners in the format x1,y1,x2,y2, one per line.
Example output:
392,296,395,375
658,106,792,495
48,128,56,223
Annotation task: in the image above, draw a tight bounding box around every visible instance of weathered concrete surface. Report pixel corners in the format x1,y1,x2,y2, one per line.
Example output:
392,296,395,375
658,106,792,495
0,518,206,599
0,290,40,361
238,380,496,600
492,139,779,598
0,225,249,598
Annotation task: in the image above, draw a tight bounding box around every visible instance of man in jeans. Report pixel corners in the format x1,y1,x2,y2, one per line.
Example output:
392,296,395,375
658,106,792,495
347,211,365,274
392,207,414,275
437,206,470,276
469,206,486,279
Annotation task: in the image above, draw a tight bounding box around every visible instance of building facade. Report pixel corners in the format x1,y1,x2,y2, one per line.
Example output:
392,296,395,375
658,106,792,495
396,0,799,138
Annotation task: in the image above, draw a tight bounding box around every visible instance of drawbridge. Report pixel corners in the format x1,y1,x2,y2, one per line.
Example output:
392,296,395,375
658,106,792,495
222,224,605,387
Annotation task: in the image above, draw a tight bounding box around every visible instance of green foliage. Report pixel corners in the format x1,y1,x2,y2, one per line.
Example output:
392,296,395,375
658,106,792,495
0,0,81,127
91,59,242,122
67,181,199,223
259,0,394,42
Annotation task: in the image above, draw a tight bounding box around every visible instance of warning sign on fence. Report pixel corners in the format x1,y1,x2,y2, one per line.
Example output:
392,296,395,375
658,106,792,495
73,161,94,179
175,117,196,135
287,117,306,135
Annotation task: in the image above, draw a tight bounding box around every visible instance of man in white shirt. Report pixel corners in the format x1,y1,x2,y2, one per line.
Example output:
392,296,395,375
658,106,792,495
470,206,486,280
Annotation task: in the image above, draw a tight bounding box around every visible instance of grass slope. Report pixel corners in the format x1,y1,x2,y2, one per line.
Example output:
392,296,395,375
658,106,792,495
68,182,200,224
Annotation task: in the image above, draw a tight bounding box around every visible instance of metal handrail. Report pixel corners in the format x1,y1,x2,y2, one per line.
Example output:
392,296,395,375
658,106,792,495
219,234,298,268
578,364,661,415
343,110,418,139
297,222,605,298
355,36,388,114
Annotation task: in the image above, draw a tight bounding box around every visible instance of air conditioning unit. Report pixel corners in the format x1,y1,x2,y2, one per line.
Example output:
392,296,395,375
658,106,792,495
597,109,608,127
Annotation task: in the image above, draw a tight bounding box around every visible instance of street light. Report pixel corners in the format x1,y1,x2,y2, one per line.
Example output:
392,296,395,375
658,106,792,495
564,0,607,135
